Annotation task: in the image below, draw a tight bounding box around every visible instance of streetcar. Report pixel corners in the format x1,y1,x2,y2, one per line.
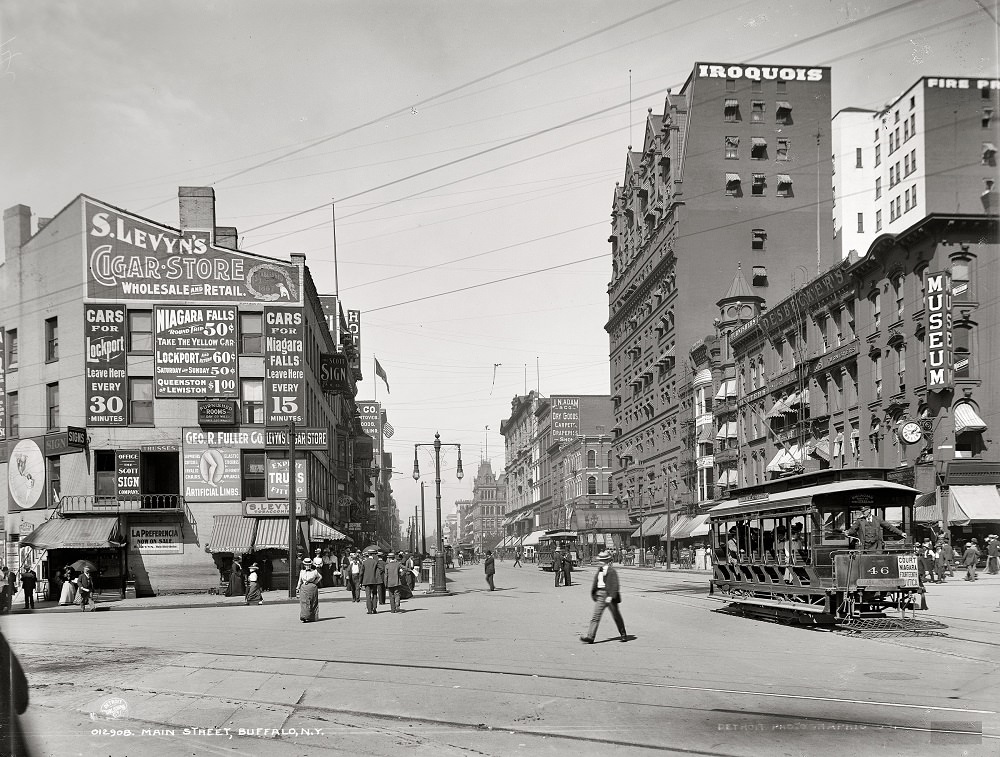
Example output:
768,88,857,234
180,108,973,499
708,472,925,625
536,530,581,571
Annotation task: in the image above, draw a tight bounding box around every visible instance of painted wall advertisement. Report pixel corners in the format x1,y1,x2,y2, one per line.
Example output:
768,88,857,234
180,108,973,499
128,523,183,554
357,401,381,468
84,304,128,426
153,305,238,397
116,450,141,498
0,327,5,441
84,199,303,305
264,307,305,425
265,458,308,500
7,439,45,511
551,396,581,442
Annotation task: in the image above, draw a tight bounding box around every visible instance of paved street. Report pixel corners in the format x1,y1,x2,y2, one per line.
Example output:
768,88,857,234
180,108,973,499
2,562,999,756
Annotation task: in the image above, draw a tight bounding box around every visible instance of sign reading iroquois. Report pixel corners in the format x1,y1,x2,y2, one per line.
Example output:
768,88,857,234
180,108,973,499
84,199,303,304
265,308,305,425
84,304,128,426
153,306,238,398
346,309,362,373
551,396,581,442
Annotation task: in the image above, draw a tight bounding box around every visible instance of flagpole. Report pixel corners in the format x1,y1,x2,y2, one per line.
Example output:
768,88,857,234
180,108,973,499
373,354,377,402
331,200,340,299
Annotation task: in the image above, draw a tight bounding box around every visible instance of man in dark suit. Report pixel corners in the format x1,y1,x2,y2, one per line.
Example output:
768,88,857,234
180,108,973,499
561,548,573,587
552,548,563,587
581,550,627,643
19,568,37,610
360,550,384,614
846,505,905,553
484,551,495,591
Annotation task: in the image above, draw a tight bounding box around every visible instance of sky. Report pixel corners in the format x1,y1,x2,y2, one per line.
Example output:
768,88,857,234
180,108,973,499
2,1,998,518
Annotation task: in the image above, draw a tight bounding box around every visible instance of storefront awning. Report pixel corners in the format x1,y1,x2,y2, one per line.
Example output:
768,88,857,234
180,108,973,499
254,518,309,550
209,515,256,554
667,514,710,540
765,447,788,472
571,509,632,531
954,404,987,434
21,517,123,550
309,518,351,543
521,530,547,547
951,486,1000,522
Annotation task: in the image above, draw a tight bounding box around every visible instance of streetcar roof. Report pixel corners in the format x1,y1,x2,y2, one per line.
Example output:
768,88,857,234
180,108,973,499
540,530,578,538
709,480,920,518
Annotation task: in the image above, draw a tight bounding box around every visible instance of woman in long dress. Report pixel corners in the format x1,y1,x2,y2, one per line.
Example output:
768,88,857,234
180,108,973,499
245,563,263,605
58,567,77,606
225,558,245,597
297,557,322,622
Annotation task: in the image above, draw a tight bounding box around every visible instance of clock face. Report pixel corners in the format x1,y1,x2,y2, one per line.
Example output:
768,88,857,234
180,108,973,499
900,422,923,445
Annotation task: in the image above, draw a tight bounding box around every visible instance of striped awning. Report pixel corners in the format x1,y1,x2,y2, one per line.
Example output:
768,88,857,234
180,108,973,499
777,174,793,184
725,99,738,107
309,517,351,542
776,101,791,110
209,515,256,554
21,517,123,550
954,403,987,434
725,172,741,184
253,518,309,551
765,400,789,418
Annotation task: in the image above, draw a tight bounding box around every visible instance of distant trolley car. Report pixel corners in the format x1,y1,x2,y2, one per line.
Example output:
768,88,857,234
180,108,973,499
708,475,925,625
537,530,581,571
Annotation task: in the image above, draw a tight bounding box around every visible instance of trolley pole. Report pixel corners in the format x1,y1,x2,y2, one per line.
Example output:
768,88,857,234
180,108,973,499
287,421,297,600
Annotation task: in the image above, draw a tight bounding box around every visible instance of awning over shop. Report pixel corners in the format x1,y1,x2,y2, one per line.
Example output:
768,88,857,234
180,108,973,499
812,436,830,461
21,517,123,550
667,514,710,540
630,514,663,538
765,400,789,418
663,515,691,539
209,515,256,554
954,403,987,434
254,518,309,550
914,490,971,526
521,530,547,547
951,486,1000,522
571,509,632,531
309,518,351,542
715,422,737,440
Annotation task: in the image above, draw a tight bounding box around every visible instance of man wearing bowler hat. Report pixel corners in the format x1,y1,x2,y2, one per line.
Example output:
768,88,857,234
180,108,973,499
846,504,905,553
581,550,628,644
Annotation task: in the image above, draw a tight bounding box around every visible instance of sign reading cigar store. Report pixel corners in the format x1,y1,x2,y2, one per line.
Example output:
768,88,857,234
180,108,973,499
264,427,328,450
154,306,238,398
85,199,303,305
924,271,953,392
264,307,305,425
84,304,128,426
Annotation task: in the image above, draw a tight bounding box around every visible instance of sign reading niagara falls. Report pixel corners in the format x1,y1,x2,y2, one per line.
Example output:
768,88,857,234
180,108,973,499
153,306,238,398
84,198,303,305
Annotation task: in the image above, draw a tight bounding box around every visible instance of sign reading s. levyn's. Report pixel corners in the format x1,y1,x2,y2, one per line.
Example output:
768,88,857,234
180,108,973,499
153,306,238,398
85,304,128,426
85,199,302,305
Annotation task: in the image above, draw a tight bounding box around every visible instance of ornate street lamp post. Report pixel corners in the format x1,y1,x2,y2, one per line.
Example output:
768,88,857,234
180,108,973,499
413,432,464,594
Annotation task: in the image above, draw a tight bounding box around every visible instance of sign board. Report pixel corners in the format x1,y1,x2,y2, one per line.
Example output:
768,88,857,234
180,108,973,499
116,450,141,497
154,306,238,397
0,327,5,441
896,554,920,588
264,307,305,425
84,304,128,426
319,295,342,346
42,432,86,457
243,501,309,517
85,199,303,305
357,401,381,468
128,523,183,554
320,353,351,394
924,271,953,392
266,458,308,500
67,427,87,448
198,401,238,426
347,522,362,531
264,427,328,450
346,310,361,374
7,439,46,511
181,429,248,502
551,396,581,442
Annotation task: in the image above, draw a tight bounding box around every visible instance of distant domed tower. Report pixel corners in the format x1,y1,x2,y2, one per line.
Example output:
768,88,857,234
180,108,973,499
716,264,765,364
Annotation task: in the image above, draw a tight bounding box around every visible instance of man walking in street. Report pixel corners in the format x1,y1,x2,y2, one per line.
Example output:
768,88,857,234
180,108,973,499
962,541,980,582
553,548,563,587
484,550,496,591
361,549,385,614
580,550,627,644
513,548,522,568
19,567,37,610
348,551,363,602
986,535,999,575
562,548,573,587
384,552,404,613
76,566,94,611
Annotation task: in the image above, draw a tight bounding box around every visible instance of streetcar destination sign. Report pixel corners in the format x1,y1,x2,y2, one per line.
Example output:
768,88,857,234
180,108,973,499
154,306,238,398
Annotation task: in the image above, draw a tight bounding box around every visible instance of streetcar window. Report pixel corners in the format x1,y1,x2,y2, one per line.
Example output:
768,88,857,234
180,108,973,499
761,518,780,562
788,515,810,564
821,509,850,543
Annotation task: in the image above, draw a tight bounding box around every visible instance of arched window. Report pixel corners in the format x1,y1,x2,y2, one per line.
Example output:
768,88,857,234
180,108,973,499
607,450,613,468
587,449,596,468
587,476,597,495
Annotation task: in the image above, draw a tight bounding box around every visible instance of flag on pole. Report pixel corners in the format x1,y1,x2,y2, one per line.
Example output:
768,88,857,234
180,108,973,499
375,357,390,393
382,422,395,439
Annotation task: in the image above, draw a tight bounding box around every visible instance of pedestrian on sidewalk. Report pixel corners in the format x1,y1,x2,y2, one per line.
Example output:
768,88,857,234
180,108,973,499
580,550,627,644
19,568,37,610
562,548,573,587
986,536,999,575
76,566,93,611
226,557,245,597
296,557,322,622
513,548,522,567
385,552,404,613
657,545,666,566
361,549,384,614
942,539,955,577
933,540,948,583
245,563,264,605
962,542,980,581
484,550,496,591
58,566,77,606
347,551,363,602
0,566,11,614
553,549,564,587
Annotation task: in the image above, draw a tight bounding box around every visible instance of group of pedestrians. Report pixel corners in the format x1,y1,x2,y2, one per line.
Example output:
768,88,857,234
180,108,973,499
0,566,38,613
552,548,573,587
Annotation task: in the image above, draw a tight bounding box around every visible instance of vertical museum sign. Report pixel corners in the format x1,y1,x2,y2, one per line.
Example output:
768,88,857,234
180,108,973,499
924,271,953,392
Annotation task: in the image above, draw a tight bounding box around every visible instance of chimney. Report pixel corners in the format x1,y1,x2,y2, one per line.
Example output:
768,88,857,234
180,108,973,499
3,204,32,265
178,187,216,232
215,226,238,250
290,252,307,266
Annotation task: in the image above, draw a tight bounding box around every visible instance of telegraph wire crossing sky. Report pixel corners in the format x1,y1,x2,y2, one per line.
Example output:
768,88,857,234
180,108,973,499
3,0,998,512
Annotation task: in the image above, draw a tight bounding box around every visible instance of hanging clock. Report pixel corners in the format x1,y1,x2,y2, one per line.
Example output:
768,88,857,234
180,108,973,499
899,421,923,445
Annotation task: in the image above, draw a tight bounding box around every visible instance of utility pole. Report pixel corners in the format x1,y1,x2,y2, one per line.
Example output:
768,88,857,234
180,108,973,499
420,481,427,555
286,421,297,600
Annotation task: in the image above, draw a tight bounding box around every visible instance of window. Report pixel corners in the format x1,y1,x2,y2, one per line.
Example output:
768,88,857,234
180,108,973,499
888,132,894,153
725,78,736,91
95,450,115,497
904,153,910,176
725,173,741,196
241,378,264,424
910,149,917,172
242,451,266,499
725,136,739,159
129,377,153,426
896,344,906,391
777,175,792,197
910,95,916,109
871,291,881,330
751,100,765,123
953,325,971,378
752,266,768,286
776,138,789,160
698,467,715,503
751,174,765,196
911,183,917,209
48,457,61,507
752,228,766,251
875,177,882,199
775,101,791,125
724,99,739,122
894,275,905,320
240,312,263,354
7,391,17,438
128,310,153,353
904,187,911,212
903,119,910,141
46,382,59,431
751,79,762,93
45,317,58,362
876,209,882,231
894,110,900,123
856,147,863,168
857,212,864,233
587,449,596,467
587,476,597,495
607,450,613,468
952,257,970,298
751,138,767,160
985,142,998,166
874,144,880,166
873,353,883,398
4,329,16,368
909,113,915,136
983,108,993,129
